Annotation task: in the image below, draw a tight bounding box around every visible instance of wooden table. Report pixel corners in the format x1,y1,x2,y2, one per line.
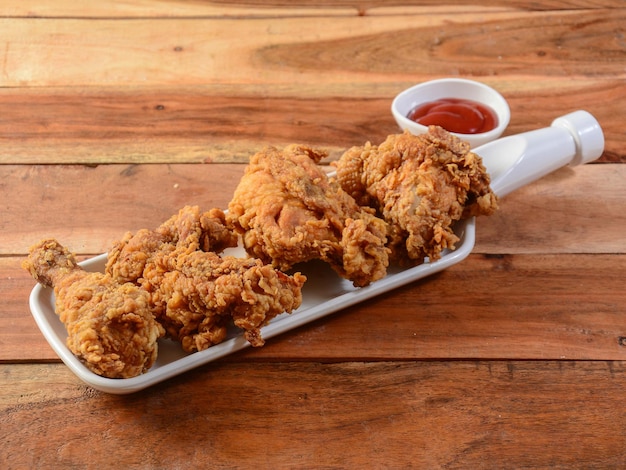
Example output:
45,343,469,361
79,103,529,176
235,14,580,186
1,2,625,468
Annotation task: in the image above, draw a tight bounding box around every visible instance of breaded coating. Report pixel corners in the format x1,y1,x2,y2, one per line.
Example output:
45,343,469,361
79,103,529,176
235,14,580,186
334,127,498,264
106,205,305,350
106,205,238,284
147,249,305,349
227,144,389,287
22,239,164,378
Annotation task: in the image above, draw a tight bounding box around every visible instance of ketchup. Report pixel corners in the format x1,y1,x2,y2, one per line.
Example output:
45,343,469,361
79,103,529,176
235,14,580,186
407,98,498,134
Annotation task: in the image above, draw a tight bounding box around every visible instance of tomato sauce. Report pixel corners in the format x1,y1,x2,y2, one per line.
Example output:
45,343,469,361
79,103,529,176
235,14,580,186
407,98,498,134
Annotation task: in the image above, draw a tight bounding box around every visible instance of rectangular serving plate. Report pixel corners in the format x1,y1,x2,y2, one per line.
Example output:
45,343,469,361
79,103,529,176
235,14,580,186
28,217,475,394
28,113,599,393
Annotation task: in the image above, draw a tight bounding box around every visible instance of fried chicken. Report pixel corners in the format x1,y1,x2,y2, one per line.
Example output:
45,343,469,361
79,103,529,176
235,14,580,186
334,127,498,265
106,205,238,285
106,205,306,350
147,249,306,349
226,144,389,288
22,239,164,379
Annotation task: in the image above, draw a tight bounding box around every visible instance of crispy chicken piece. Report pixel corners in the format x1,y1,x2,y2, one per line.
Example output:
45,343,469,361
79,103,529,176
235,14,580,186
334,127,498,264
22,239,164,378
147,248,306,349
106,205,306,350
106,205,238,285
227,144,389,288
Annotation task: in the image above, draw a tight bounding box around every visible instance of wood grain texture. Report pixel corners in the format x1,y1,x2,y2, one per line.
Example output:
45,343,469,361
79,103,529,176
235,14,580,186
5,252,626,362
479,163,626,254
0,10,623,88
1,164,623,255
1,0,624,19
2,361,625,468
0,80,623,165
0,6,623,164
1,2,625,467
3,164,624,362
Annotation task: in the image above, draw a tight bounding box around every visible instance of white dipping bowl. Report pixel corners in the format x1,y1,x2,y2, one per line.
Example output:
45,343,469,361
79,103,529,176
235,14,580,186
391,78,510,148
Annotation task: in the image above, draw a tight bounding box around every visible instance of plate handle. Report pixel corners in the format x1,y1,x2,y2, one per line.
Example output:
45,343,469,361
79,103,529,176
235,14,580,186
476,110,604,197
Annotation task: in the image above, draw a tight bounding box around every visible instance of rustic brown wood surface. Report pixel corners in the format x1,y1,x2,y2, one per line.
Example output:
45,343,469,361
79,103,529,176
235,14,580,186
1,1,625,468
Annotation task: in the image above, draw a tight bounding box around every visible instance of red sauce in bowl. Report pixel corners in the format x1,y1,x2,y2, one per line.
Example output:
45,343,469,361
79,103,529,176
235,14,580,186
407,98,498,134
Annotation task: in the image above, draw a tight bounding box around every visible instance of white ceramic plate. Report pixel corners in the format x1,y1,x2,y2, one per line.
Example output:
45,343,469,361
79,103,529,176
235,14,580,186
27,110,603,393
28,218,474,394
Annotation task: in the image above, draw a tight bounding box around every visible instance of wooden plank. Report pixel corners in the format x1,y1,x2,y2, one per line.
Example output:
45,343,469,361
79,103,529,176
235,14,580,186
0,10,623,89
5,252,626,362
0,262,58,361
253,253,626,362
0,1,356,18
0,87,400,164
0,0,622,19
0,4,623,468
478,163,626,254
1,361,625,468
0,164,244,255
3,163,624,362
0,80,623,164
0,164,623,256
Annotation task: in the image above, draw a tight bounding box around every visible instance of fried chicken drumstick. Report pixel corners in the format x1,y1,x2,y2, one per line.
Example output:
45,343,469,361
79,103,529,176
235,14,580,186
334,127,498,265
23,239,164,378
227,144,389,287
106,205,306,350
